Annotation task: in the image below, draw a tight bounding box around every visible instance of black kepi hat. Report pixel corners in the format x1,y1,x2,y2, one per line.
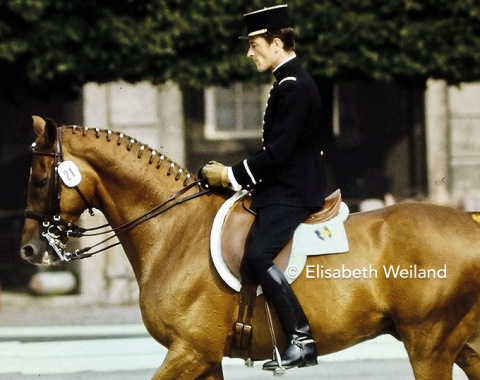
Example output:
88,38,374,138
240,4,290,39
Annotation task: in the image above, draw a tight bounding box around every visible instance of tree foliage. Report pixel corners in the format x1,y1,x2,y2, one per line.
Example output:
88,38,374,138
294,0,480,85
1,0,480,96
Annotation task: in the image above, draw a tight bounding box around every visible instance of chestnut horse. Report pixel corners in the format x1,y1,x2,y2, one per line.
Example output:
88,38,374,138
20,116,480,379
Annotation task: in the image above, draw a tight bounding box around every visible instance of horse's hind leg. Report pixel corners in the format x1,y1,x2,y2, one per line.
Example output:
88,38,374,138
399,325,462,380
397,295,480,380
456,328,480,380
408,356,454,380
457,345,480,380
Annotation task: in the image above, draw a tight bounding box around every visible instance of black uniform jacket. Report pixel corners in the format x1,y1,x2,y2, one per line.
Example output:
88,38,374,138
231,57,326,210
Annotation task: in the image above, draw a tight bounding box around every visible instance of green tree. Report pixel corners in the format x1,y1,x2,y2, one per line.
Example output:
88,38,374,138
293,0,480,84
1,0,480,96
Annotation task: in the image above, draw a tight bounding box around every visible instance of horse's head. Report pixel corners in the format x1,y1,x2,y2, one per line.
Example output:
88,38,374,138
21,116,96,265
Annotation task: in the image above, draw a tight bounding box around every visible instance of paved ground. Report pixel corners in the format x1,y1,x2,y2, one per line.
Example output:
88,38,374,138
0,360,417,380
0,292,469,379
0,291,143,326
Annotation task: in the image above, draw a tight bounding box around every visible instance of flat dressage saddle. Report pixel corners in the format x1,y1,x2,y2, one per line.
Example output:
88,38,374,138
220,189,343,280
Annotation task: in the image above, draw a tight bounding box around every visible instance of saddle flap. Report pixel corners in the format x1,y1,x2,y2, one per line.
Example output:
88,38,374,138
221,197,256,278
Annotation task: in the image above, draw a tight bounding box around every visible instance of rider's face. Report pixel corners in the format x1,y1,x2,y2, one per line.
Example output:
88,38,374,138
247,36,282,72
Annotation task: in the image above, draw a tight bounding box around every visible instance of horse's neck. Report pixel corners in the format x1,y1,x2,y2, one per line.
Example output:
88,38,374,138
63,127,219,282
63,127,185,216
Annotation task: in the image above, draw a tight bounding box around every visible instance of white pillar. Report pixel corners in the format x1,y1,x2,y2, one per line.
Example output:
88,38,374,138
156,81,186,166
425,79,451,204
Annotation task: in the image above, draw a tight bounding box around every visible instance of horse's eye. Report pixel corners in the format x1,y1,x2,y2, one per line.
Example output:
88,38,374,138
34,179,47,188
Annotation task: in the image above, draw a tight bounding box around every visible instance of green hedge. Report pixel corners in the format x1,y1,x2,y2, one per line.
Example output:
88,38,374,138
1,0,479,96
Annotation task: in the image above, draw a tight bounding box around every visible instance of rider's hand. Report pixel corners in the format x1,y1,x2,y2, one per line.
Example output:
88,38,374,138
201,161,229,188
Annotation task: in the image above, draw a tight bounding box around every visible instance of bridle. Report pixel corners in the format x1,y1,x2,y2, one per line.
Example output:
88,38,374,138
25,125,211,262
25,125,96,261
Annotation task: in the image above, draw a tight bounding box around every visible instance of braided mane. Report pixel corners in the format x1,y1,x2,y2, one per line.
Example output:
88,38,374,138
63,124,195,186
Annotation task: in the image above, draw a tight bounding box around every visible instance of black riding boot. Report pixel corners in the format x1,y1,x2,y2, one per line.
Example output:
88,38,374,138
259,265,318,371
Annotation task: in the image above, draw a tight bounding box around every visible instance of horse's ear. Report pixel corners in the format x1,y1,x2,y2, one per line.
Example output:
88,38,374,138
32,116,58,148
32,115,46,136
43,118,58,148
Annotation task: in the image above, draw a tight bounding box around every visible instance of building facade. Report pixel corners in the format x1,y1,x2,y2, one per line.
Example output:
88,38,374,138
1,78,479,303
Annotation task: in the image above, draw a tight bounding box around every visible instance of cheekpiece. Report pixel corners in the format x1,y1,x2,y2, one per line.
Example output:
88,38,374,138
240,4,290,39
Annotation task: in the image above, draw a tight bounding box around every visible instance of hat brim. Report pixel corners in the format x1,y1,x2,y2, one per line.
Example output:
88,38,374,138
238,29,268,39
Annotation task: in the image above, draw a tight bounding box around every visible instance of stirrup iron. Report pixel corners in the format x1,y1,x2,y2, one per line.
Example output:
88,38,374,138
273,346,285,377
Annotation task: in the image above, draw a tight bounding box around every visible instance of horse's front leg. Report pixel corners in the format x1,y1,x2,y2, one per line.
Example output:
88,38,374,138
201,364,225,380
152,342,224,380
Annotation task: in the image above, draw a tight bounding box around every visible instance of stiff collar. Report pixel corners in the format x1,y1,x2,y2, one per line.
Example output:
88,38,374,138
272,55,299,82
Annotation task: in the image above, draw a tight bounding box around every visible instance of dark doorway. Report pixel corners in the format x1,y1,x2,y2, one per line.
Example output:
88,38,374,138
331,81,426,208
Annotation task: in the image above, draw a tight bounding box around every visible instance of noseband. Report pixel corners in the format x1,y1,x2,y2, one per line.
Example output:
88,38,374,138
25,125,211,262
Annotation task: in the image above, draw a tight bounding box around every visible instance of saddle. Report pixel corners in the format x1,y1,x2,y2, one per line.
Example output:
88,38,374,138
221,190,344,360
221,190,343,279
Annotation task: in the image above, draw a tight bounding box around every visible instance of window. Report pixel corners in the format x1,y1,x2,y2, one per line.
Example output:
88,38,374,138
204,83,271,139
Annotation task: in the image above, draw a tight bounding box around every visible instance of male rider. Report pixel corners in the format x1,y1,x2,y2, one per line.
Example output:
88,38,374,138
202,4,326,371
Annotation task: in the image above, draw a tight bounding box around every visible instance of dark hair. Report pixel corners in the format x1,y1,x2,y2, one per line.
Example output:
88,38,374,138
264,27,295,52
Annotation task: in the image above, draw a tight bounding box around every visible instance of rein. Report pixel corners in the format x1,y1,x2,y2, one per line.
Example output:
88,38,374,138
25,125,211,261
68,180,210,260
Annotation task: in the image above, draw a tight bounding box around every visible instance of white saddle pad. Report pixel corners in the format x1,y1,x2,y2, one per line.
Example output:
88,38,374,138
286,202,350,282
211,191,350,292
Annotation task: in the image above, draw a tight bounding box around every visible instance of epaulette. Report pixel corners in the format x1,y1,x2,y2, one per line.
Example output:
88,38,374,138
279,77,297,85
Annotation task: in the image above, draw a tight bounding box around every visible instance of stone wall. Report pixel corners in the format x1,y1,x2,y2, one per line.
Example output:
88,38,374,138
77,78,480,304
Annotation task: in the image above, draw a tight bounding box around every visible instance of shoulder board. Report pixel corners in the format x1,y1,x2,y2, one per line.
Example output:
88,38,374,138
279,77,297,85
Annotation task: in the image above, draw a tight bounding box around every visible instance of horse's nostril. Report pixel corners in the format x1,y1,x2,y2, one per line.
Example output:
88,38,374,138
22,245,35,259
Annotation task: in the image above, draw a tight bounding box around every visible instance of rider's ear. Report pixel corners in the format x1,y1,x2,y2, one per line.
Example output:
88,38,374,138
43,118,58,148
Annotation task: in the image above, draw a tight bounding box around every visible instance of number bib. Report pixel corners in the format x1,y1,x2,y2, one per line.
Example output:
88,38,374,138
58,161,82,188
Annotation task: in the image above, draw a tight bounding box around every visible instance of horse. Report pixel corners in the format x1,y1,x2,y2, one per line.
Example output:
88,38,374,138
20,115,480,379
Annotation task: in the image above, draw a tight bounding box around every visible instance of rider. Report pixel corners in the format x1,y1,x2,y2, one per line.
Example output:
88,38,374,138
202,4,326,371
